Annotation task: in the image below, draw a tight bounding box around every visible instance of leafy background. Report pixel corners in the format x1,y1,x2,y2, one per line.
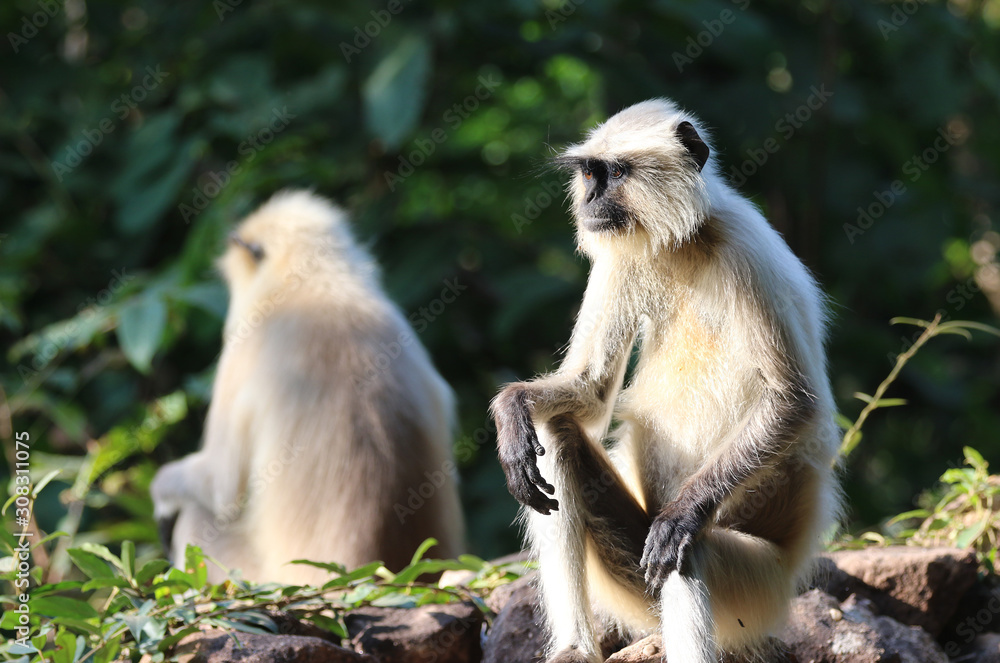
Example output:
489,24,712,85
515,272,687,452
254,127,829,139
1,0,999,570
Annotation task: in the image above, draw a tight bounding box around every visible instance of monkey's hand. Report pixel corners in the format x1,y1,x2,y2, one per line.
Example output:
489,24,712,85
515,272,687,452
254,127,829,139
492,385,559,515
640,500,709,592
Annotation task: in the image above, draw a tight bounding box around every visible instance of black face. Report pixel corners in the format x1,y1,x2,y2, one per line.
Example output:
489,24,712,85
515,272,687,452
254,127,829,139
229,233,265,262
578,158,630,232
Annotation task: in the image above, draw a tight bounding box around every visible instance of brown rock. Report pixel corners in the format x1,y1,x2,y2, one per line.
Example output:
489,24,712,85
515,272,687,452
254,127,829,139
482,577,547,663
781,589,948,662
820,546,978,635
345,601,483,663
168,629,373,662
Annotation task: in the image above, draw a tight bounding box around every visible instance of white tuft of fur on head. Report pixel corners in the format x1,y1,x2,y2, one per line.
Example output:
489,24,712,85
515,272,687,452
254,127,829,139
561,98,716,256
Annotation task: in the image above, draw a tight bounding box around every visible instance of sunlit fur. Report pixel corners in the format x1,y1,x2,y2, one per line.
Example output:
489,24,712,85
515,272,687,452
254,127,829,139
151,190,464,584
492,99,840,663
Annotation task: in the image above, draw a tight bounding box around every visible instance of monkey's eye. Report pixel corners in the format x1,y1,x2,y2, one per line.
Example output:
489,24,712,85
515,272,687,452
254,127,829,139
610,166,625,179
229,234,266,263
583,168,593,181
246,243,265,262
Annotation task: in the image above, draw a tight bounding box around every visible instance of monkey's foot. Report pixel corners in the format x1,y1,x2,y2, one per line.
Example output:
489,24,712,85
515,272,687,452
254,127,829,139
546,646,600,663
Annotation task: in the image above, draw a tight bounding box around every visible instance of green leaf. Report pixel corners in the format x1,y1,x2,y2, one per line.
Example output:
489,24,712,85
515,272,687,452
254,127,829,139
53,629,80,663
410,538,438,566
135,559,170,585
31,469,62,499
67,549,115,580
76,543,123,572
31,596,99,620
939,320,1000,338
885,509,930,526
889,316,933,328
184,544,208,588
302,613,347,639
81,576,132,592
318,561,384,588
963,446,988,471
956,514,992,548
121,541,135,579
117,295,167,373
362,34,432,150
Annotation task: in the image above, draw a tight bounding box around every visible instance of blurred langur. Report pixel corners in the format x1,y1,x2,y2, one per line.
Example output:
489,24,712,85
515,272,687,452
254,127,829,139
151,190,464,584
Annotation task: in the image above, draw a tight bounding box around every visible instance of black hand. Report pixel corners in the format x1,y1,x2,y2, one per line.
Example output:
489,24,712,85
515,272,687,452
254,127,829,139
640,500,707,592
494,386,559,514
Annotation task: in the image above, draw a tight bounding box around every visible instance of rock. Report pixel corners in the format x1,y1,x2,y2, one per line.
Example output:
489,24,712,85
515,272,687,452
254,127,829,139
819,546,978,635
782,589,948,662
482,577,547,663
345,601,483,663
968,633,1000,662
486,573,536,614
167,629,373,662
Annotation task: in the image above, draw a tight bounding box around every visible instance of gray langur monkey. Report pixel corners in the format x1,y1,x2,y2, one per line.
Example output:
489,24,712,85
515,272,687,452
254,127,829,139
490,99,840,663
151,190,464,585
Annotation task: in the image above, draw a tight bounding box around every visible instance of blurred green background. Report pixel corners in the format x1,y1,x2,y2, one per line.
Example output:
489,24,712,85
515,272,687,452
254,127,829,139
1,0,999,566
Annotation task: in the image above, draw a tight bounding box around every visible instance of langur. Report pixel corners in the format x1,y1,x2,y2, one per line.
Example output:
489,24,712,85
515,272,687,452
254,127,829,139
491,99,840,663
151,190,464,585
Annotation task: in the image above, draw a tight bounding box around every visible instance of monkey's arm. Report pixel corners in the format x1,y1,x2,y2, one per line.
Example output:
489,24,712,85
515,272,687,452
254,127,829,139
641,365,817,589
150,452,217,520
491,272,638,515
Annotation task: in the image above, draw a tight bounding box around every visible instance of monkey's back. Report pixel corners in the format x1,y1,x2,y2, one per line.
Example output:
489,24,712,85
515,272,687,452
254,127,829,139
227,281,463,583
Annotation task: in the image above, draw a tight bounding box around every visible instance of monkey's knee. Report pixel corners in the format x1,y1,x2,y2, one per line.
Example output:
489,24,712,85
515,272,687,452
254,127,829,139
697,530,792,650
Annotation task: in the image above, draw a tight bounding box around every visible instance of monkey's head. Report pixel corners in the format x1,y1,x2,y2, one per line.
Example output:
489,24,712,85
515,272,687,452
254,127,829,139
558,98,714,254
218,190,373,329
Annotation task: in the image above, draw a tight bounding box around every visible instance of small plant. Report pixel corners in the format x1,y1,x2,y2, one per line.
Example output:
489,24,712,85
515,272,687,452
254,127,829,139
887,446,1000,573
837,314,1000,463
0,536,526,663
833,314,1000,572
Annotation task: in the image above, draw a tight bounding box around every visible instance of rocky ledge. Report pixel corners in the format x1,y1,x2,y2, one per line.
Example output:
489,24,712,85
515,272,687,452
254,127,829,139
165,547,999,662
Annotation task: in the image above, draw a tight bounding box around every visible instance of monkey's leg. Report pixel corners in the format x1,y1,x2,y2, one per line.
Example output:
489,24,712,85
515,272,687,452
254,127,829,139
528,415,650,663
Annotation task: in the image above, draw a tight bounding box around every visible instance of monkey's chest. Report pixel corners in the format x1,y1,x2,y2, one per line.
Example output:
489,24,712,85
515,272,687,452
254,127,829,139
617,320,757,454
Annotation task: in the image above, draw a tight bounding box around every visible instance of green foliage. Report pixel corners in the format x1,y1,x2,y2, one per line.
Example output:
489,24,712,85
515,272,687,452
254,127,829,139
0,535,525,662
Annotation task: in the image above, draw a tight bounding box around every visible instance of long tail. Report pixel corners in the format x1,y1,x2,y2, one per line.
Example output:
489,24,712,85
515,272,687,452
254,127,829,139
660,569,716,663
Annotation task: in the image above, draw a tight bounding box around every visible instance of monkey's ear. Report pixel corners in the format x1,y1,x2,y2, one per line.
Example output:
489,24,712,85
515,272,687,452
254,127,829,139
676,121,710,172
